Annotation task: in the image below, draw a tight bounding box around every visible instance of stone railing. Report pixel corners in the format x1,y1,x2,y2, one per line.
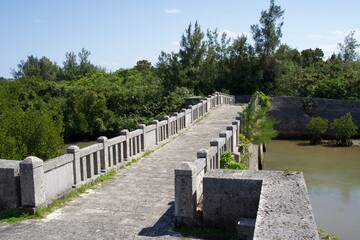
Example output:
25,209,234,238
0,92,235,213
174,92,264,226
174,116,242,226
174,92,319,239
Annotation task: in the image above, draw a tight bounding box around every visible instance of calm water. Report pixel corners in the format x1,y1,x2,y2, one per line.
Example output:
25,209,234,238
264,140,360,240
61,141,97,154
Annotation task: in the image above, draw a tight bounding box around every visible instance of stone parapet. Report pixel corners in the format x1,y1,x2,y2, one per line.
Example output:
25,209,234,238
0,160,21,211
0,92,235,213
270,96,360,138
203,170,319,240
20,156,46,212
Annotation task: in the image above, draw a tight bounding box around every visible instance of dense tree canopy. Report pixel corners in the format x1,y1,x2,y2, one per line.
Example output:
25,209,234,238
1,0,359,160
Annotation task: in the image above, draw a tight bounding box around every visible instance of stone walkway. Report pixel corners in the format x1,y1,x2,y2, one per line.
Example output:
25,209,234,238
0,105,243,240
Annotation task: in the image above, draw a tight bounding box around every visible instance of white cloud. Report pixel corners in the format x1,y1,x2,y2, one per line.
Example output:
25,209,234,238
171,41,180,51
171,41,180,47
308,30,351,41
320,44,338,57
164,8,181,14
307,34,323,39
330,30,344,37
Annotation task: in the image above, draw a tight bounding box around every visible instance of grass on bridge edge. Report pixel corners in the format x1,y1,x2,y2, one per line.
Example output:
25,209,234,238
0,111,212,224
0,167,118,223
0,154,145,224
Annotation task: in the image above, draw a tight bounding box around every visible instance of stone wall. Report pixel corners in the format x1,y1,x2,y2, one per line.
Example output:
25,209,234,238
174,117,241,226
203,170,319,240
175,164,319,239
203,176,262,232
270,96,360,138
43,154,74,202
0,160,21,211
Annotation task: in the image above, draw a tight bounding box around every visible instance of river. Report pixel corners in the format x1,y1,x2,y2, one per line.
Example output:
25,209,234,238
61,141,97,154
264,140,360,240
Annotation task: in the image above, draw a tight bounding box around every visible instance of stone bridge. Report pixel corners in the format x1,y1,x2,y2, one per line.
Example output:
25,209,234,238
0,93,319,239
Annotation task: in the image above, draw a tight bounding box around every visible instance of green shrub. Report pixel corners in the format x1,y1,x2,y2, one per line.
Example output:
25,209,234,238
331,113,358,146
259,91,271,108
302,99,318,116
238,134,250,153
318,229,339,240
306,117,329,144
240,93,278,145
220,151,248,170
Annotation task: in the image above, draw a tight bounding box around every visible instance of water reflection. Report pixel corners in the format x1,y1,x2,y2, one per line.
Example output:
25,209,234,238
265,140,360,240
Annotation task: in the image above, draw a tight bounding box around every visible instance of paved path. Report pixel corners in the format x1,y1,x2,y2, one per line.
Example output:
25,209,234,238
0,105,243,240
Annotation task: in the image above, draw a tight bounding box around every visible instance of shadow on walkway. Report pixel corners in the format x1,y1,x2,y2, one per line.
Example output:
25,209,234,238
138,202,181,238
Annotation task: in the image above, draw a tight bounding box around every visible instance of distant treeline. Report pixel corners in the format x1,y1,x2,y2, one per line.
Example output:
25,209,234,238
1,0,359,160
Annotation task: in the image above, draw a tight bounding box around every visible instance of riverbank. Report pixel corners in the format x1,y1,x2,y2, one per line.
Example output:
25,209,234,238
264,140,360,240
321,139,360,146
269,96,360,139
351,139,360,146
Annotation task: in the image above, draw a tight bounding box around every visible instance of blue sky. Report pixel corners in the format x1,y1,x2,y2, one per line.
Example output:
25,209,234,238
1,0,359,78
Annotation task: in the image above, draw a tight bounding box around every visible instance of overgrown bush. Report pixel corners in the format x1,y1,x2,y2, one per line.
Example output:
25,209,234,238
220,152,248,170
259,91,271,108
237,134,253,164
306,117,329,145
0,91,63,160
331,113,358,146
240,92,278,145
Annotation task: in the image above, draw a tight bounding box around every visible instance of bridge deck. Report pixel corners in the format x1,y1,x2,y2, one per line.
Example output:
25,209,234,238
0,105,242,240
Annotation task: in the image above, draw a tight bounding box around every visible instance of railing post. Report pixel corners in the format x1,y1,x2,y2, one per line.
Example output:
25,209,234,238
67,145,81,186
97,136,110,171
232,120,240,146
197,149,209,171
173,112,179,133
219,131,229,152
152,120,159,145
174,162,199,227
226,125,237,153
210,139,220,169
236,116,242,135
201,100,206,116
206,97,211,112
119,130,130,161
189,105,194,123
20,156,45,212
216,92,221,105
94,149,101,175
181,108,187,129
138,124,146,152
164,116,170,138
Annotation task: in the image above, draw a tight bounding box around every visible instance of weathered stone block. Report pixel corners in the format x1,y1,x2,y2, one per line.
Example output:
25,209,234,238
20,157,46,210
0,160,21,212
203,172,262,232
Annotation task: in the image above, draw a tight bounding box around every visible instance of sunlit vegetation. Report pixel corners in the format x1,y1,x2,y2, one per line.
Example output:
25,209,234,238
1,0,359,160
